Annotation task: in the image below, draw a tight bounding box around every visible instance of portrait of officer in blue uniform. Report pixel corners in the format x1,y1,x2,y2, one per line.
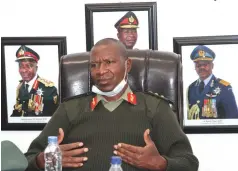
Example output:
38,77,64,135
187,45,238,119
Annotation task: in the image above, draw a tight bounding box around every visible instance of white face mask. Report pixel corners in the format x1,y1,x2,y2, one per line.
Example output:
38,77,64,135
92,61,128,97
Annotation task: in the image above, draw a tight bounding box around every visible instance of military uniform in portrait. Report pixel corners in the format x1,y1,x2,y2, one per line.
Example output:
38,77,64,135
12,77,58,117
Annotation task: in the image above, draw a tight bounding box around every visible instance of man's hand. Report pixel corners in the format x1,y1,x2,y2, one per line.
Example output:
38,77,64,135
36,128,88,168
113,129,167,171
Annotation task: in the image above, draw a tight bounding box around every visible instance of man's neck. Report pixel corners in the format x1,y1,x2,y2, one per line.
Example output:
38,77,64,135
24,74,37,88
102,84,128,102
200,74,213,86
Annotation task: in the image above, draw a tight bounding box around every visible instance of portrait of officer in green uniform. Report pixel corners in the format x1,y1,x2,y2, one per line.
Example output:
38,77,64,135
91,9,153,50
114,11,139,49
11,45,59,117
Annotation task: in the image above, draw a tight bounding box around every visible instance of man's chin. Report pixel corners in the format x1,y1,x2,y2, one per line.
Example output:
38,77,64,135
199,74,209,80
22,78,31,82
125,43,135,48
96,85,114,92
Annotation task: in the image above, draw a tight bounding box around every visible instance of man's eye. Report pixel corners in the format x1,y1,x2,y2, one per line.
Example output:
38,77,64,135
106,61,112,64
20,66,30,69
91,63,96,68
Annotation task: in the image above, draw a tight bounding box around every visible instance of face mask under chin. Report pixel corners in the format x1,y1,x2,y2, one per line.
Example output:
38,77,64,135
92,61,128,97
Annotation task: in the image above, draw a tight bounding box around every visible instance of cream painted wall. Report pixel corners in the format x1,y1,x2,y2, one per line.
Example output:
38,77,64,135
1,0,238,171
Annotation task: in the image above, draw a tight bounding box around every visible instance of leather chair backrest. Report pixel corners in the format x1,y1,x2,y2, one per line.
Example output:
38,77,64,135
59,50,182,122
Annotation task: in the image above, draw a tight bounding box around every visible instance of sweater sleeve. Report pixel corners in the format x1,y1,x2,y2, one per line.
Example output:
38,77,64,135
151,99,199,171
24,102,70,171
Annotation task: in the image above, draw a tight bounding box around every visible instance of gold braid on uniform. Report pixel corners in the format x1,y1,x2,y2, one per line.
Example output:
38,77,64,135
37,78,54,87
186,87,190,119
187,85,200,120
219,79,230,86
14,82,23,116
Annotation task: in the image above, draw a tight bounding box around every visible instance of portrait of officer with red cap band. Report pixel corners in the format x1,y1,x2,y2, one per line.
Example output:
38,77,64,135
11,45,59,117
114,11,139,49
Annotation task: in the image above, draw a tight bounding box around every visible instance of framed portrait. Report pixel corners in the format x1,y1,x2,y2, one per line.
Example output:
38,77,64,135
173,35,238,133
85,2,158,51
1,37,67,130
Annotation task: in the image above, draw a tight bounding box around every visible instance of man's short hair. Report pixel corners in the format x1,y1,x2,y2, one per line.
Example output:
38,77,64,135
91,38,128,60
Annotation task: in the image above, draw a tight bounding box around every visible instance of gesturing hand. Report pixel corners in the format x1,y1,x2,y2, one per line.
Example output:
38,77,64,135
37,128,88,168
113,129,167,171
58,128,88,167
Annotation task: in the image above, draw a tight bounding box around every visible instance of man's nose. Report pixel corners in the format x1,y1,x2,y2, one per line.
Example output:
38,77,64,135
20,68,27,72
199,65,206,69
97,64,108,75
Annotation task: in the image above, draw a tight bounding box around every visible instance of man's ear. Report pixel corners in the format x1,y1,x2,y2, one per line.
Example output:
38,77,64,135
117,32,120,39
127,58,132,73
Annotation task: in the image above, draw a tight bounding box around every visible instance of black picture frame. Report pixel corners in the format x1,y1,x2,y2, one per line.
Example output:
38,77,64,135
173,35,238,133
1,37,67,131
85,2,158,51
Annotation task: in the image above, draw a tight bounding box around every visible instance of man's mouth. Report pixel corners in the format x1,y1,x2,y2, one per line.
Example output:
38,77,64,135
126,40,135,43
199,70,206,73
97,79,110,85
21,74,30,80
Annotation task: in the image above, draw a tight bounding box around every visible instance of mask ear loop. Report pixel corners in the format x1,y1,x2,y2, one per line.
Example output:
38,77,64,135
123,60,128,82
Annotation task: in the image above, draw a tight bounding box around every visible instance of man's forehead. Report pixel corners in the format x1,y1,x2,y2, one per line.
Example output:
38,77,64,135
120,28,137,31
194,61,212,65
90,45,120,59
18,60,35,65
90,53,120,61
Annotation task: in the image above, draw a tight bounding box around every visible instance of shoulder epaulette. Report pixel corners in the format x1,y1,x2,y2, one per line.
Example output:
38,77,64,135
38,78,54,87
62,92,95,102
16,82,23,91
145,91,174,105
219,79,230,86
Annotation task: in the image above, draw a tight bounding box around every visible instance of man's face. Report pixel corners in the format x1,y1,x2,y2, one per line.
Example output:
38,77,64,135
195,60,213,80
117,28,138,49
90,44,131,92
18,60,37,82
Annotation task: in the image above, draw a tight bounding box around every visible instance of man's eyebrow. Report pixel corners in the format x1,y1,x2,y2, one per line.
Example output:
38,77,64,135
19,62,34,66
90,60,100,63
102,58,114,61
91,57,115,62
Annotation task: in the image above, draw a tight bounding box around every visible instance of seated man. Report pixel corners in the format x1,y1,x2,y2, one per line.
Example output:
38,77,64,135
25,38,199,171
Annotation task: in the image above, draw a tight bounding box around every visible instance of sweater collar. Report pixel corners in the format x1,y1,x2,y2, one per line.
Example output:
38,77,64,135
90,86,137,111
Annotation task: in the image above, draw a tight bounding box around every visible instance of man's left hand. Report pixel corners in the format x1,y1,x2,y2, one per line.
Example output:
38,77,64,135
113,129,167,171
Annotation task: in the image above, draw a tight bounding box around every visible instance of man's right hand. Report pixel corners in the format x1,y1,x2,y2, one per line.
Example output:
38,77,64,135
36,128,88,168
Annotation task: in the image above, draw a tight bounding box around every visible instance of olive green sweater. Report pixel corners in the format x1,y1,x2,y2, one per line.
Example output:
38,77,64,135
25,92,199,171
